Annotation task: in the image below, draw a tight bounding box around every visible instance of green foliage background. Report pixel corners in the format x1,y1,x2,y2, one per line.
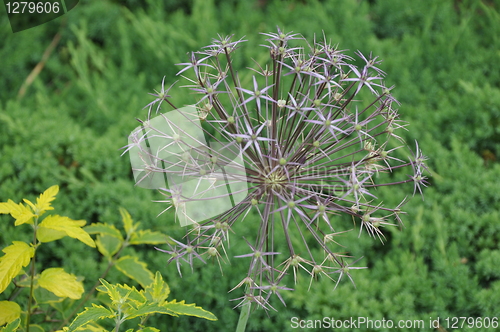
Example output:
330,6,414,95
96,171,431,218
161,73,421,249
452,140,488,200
1,0,499,331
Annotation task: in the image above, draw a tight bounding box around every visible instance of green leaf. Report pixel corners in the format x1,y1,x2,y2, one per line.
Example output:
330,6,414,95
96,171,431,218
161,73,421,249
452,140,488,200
115,256,154,288
95,235,122,258
138,328,159,332
34,285,64,304
70,324,108,332
0,241,35,294
126,303,176,319
112,283,145,306
38,268,84,300
0,318,20,332
67,304,114,332
144,271,170,304
119,208,135,235
84,223,123,240
97,279,122,305
0,301,21,326
129,230,169,245
97,280,145,314
38,215,95,247
163,300,217,321
26,325,44,332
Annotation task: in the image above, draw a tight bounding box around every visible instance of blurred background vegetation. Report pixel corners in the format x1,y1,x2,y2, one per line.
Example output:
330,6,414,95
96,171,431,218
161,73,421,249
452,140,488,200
1,0,499,331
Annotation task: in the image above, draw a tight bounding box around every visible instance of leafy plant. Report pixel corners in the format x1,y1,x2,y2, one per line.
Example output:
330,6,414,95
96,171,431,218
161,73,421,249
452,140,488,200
0,186,216,332
0,185,95,331
58,272,216,332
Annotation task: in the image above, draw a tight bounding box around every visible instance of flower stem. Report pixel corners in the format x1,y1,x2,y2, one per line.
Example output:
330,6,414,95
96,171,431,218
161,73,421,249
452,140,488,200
235,300,251,332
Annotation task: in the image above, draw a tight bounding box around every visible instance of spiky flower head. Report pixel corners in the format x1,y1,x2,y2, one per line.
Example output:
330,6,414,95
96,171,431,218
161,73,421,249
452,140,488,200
124,27,429,310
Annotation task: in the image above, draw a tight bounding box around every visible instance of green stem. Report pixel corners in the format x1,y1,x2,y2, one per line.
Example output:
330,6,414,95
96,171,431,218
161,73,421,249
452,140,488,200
26,217,39,332
235,300,251,332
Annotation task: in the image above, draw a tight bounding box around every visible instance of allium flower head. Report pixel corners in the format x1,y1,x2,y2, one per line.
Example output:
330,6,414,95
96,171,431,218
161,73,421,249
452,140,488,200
124,27,429,309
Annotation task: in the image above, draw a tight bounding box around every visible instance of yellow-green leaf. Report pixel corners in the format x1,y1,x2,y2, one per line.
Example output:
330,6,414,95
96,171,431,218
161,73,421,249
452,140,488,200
119,208,135,235
0,241,35,294
96,280,146,314
126,303,173,319
38,215,95,247
37,227,67,243
0,301,21,326
35,185,59,215
67,304,113,332
164,300,217,321
73,323,109,332
84,223,123,240
23,199,36,212
74,324,108,332
0,201,11,214
0,200,35,226
144,271,170,304
94,235,122,258
115,256,154,289
97,279,121,304
129,230,169,245
136,328,159,332
38,268,84,300
0,317,20,332
115,283,145,305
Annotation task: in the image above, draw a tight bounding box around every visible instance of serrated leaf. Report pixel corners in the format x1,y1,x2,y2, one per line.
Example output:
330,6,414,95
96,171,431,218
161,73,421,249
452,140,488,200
137,328,159,332
0,241,35,294
84,223,123,240
109,283,145,308
23,199,37,212
0,318,20,332
67,304,113,332
0,201,10,214
35,185,59,215
95,235,122,258
73,324,108,332
129,230,169,245
144,271,169,304
126,303,176,319
119,208,135,235
97,279,122,305
71,324,108,332
164,300,217,321
0,200,35,225
38,215,95,247
0,301,21,326
38,268,84,300
115,256,154,289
